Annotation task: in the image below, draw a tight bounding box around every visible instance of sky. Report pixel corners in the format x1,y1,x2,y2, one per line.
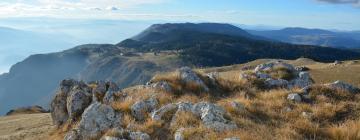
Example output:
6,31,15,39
0,0,360,30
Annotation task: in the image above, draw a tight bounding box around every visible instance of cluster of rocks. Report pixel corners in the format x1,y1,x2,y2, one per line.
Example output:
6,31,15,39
51,79,131,140
147,66,210,92
50,64,360,140
51,67,239,140
240,61,314,89
240,61,359,103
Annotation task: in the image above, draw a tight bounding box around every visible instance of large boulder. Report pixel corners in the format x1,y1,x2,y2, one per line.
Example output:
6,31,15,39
289,72,313,89
326,81,360,94
66,89,92,122
78,102,122,139
51,79,91,126
179,67,209,92
131,97,158,121
192,102,237,131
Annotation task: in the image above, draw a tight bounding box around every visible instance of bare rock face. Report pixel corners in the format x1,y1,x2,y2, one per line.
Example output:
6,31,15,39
66,89,92,122
191,102,237,131
179,67,209,92
131,97,158,121
100,128,150,140
326,81,360,94
78,102,122,140
51,79,91,126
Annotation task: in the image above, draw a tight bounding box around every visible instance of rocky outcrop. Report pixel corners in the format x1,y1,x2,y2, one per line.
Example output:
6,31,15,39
241,61,314,89
149,81,172,92
51,79,120,126
265,79,289,88
192,102,237,131
254,61,295,73
131,97,158,121
325,81,360,94
288,72,313,89
66,89,92,122
151,103,178,121
179,67,209,92
51,79,91,126
78,102,122,139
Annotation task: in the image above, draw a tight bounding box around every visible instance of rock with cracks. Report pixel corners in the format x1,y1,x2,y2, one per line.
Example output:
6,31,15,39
78,102,122,140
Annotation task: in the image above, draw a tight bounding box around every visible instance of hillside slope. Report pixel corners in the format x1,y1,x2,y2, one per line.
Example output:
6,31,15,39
1,23,360,115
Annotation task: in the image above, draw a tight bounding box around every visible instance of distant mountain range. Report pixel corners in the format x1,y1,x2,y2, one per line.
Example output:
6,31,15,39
1,23,360,115
248,27,360,49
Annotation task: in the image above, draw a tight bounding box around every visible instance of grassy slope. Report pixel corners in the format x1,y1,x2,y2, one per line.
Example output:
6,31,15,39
203,58,360,87
0,113,54,140
2,58,360,140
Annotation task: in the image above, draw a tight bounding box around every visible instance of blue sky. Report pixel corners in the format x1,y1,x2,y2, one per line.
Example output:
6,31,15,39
0,0,360,30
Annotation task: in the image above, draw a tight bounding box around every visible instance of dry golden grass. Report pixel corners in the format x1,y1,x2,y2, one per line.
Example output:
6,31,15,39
44,59,360,140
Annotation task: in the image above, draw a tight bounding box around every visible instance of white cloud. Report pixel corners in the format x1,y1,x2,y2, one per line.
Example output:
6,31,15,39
0,0,169,18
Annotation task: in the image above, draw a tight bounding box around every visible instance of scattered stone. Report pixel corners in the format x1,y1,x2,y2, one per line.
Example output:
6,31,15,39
151,81,172,92
179,67,209,92
192,102,237,131
151,103,178,121
254,61,295,73
131,97,158,121
287,93,302,102
295,66,310,71
174,128,185,140
207,72,219,84
302,112,313,118
239,72,252,81
256,72,271,79
265,78,289,88
334,60,342,65
326,80,360,94
129,131,151,140
78,102,122,140
224,137,241,140
64,129,80,140
101,136,123,140
229,101,245,113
